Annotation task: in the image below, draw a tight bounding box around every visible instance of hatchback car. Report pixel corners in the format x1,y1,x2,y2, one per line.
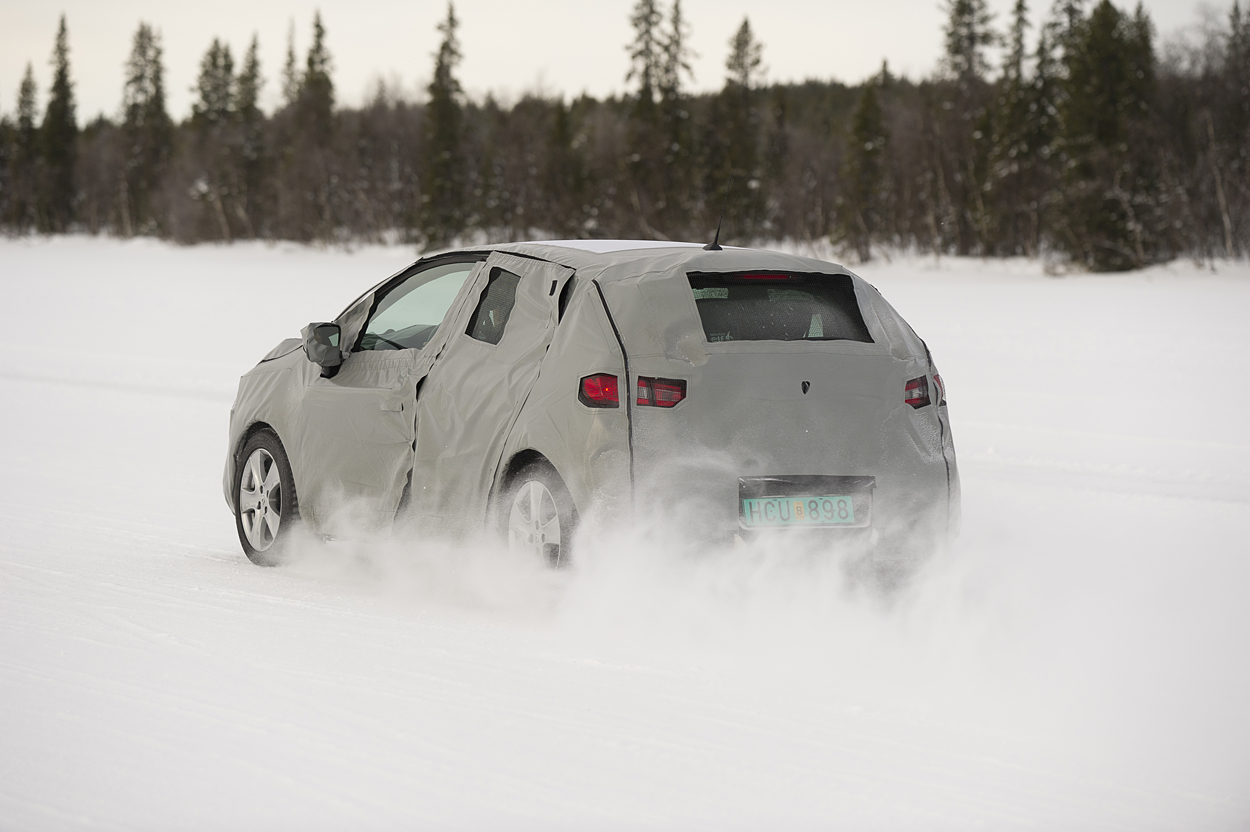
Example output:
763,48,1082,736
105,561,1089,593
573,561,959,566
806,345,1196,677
224,240,959,567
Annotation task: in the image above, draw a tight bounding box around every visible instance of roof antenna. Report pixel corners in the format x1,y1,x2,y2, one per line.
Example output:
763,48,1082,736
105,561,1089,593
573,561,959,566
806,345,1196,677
704,176,732,251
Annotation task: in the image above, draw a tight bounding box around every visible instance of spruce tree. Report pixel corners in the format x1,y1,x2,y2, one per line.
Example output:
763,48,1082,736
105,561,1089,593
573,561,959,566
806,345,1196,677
42,15,77,232
298,12,335,148
542,98,586,237
282,22,300,109
841,73,890,261
714,17,764,238
943,0,997,87
0,114,10,229
1059,0,1157,269
120,22,173,235
1024,26,1063,253
192,40,234,129
422,2,466,245
626,0,664,107
9,64,40,228
936,0,996,254
1227,0,1250,252
725,18,764,89
235,35,267,236
658,0,696,232
989,0,1034,253
191,38,236,240
624,0,667,236
659,0,694,102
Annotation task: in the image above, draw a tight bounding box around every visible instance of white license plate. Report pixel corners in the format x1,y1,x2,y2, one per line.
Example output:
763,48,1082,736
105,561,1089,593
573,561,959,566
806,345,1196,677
741,495,856,528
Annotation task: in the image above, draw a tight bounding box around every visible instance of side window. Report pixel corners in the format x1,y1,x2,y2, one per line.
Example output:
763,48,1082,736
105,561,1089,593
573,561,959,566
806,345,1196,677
465,268,521,346
359,261,477,351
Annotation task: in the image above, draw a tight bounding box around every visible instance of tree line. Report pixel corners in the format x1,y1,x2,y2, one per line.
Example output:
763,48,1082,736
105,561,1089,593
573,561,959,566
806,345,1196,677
1,0,1248,270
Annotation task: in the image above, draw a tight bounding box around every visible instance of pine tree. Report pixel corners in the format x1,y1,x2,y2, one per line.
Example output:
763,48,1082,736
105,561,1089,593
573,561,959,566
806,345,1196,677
988,0,1033,253
235,35,267,236
943,0,997,87
8,64,40,228
1231,2,1250,139
712,17,765,238
626,0,664,107
0,114,11,229
1226,0,1250,252
623,0,666,236
191,38,236,240
1051,0,1087,51
1059,0,1157,269
282,22,300,109
120,22,173,235
1023,25,1063,253
657,0,696,232
542,98,587,236
726,18,764,90
422,2,466,245
42,15,77,232
841,72,890,261
659,0,694,102
298,12,335,148
936,0,996,254
192,39,234,129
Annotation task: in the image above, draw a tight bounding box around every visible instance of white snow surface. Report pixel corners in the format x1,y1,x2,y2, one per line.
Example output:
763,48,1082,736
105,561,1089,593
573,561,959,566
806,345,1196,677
1,236,1248,830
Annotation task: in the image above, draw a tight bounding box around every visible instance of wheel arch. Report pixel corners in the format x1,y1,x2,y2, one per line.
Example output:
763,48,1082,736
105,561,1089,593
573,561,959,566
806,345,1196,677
490,449,567,528
230,422,298,517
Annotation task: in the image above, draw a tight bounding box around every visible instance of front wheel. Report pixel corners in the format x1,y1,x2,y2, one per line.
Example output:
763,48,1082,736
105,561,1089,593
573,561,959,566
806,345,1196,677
504,461,577,568
233,430,299,566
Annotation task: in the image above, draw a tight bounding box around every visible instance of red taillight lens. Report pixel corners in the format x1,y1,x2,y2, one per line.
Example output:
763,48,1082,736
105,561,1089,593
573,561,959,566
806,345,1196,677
579,373,619,408
905,375,931,409
636,376,687,408
933,373,946,405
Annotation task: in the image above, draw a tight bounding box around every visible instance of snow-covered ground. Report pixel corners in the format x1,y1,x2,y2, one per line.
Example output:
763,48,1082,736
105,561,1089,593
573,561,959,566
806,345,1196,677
1,236,1248,830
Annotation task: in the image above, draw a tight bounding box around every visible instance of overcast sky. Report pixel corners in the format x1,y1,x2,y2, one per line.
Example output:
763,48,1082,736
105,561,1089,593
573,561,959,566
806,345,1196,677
0,0,1228,122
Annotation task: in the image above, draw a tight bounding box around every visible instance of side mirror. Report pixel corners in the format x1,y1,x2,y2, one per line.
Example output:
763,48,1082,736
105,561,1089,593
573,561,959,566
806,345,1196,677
301,322,343,374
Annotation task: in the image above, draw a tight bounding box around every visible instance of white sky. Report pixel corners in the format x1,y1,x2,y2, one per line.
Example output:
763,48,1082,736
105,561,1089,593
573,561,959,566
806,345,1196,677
0,0,1227,123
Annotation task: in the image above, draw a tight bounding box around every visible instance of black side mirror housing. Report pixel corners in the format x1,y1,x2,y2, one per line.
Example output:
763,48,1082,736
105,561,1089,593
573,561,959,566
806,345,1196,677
301,322,343,376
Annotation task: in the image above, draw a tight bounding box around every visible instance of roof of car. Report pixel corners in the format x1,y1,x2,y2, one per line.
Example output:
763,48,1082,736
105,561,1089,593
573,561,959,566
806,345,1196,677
483,240,849,282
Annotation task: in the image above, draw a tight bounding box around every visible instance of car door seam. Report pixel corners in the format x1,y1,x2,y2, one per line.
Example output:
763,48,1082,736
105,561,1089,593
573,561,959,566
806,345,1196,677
592,279,635,512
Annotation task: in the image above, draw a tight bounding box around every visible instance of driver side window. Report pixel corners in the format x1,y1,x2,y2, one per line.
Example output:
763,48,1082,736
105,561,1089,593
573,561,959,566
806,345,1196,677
358,261,478,351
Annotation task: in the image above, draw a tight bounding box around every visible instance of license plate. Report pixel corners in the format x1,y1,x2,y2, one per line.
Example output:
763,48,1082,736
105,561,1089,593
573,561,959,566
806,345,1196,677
738,475,874,530
742,495,855,528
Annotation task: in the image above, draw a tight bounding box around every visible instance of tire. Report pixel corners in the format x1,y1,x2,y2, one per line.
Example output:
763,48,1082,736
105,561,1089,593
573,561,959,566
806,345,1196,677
503,460,577,568
233,430,299,566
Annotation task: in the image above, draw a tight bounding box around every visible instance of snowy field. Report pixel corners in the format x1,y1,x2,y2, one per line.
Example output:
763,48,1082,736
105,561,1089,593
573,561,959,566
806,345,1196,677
1,236,1248,830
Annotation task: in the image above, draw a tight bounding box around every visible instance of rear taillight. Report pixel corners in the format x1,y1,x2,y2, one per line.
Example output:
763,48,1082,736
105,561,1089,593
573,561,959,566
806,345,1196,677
579,373,619,408
636,376,687,408
904,375,931,409
933,373,946,405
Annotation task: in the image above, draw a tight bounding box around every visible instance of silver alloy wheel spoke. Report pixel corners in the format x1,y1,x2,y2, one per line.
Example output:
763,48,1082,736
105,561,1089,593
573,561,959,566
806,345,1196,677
508,479,561,563
240,447,280,552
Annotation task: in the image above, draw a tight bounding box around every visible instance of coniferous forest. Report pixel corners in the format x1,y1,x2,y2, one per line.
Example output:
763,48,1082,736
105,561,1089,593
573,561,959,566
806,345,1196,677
2,0,1249,270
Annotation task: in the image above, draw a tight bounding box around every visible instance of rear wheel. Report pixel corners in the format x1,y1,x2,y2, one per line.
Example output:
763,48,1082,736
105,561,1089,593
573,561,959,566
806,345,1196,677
233,430,298,566
505,461,576,568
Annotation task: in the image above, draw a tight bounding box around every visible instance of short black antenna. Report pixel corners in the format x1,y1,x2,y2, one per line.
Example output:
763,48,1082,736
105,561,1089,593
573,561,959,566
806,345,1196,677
704,177,732,251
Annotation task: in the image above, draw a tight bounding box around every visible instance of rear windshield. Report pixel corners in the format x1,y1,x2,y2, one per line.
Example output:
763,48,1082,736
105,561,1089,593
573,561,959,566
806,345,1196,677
687,272,873,343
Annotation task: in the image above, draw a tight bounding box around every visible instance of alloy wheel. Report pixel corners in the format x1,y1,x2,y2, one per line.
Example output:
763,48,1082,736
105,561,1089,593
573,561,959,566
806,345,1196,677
507,479,562,565
239,447,283,552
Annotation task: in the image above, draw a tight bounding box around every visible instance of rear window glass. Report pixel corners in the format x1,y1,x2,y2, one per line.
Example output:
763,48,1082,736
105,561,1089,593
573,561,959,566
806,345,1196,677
687,272,873,343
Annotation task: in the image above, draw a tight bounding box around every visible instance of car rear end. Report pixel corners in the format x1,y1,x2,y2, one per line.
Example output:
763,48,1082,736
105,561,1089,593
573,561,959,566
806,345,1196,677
597,249,958,566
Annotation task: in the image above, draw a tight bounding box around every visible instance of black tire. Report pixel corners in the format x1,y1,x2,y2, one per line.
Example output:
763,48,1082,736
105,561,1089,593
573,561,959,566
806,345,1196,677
233,430,299,566
502,460,578,568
